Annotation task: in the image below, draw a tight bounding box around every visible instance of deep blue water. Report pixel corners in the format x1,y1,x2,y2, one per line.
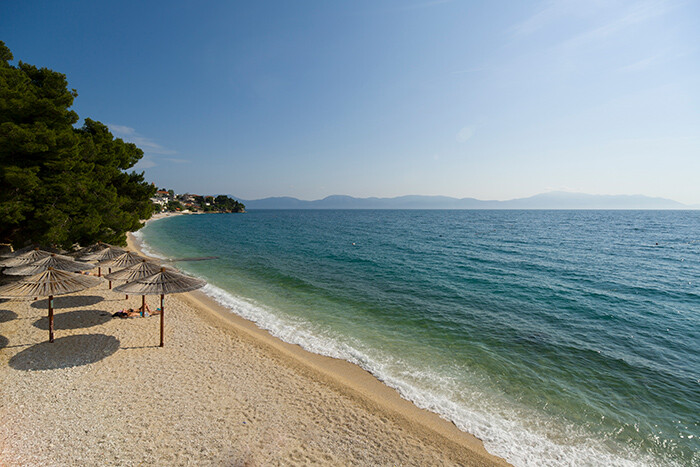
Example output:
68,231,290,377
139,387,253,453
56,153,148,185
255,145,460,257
136,210,700,466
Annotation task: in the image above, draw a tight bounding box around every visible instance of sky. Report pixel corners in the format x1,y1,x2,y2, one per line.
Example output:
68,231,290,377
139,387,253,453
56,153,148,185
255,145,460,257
2,0,700,204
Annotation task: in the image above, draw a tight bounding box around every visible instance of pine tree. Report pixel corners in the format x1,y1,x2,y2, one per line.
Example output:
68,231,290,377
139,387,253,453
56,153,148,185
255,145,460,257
0,41,156,248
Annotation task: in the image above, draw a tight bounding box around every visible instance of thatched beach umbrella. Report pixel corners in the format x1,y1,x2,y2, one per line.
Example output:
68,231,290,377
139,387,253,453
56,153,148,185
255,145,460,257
78,246,126,277
104,258,161,302
74,241,119,258
114,268,205,347
0,249,58,268
0,244,40,258
104,259,162,282
0,268,103,342
97,251,144,289
3,253,94,276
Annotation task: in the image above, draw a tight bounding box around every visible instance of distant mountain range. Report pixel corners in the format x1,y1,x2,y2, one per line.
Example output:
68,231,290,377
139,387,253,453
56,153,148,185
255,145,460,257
235,191,697,210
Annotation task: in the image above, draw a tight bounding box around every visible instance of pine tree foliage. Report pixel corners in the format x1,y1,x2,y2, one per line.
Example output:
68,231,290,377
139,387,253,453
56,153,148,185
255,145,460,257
0,41,156,248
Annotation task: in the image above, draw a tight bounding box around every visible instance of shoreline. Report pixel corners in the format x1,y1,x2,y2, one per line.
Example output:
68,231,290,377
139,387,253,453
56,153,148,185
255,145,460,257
129,215,508,465
0,212,508,465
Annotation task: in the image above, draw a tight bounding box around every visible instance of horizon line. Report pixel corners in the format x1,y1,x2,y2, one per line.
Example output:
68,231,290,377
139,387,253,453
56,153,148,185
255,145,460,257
225,191,697,207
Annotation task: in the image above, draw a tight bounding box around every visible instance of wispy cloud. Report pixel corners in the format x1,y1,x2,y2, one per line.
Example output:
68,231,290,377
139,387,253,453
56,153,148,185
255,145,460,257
511,0,680,47
162,157,190,164
450,66,487,75
617,48,691,73
557,0,680,50
617,54,661,73
107,123,181,170
511,0,570,38
107,124,176,156
456,125,475,143
132,156,157,170
107,123,136,136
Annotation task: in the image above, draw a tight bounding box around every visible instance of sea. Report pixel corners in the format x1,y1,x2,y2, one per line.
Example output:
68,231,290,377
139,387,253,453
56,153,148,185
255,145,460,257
134,210,699,466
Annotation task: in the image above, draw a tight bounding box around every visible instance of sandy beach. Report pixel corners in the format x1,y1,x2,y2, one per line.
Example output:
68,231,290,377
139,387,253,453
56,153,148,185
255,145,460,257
0,228,508,466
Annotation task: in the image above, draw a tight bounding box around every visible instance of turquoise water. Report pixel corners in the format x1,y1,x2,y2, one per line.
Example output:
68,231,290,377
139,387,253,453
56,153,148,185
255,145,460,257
136,210,700,466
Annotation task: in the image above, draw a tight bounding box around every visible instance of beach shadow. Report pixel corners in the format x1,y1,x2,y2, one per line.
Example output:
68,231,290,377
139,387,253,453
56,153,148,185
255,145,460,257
4,342,33,349
0,309,18,323
33,310,112,331
31,295,104,310
9,334,120,371
0,335,7,349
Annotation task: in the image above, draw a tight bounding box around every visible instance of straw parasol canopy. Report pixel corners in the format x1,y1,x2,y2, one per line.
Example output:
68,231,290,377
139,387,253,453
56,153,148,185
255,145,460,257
74,241,117,257
0,267,103,342
78,245,126,262
0,249,59,268
104,259,162,282
77,246,126,277
105,259,166,310
0,244,40,258
97,251,145,289
114,268,205,295
114,268,206,346
97,251,144,269
3,253,95,276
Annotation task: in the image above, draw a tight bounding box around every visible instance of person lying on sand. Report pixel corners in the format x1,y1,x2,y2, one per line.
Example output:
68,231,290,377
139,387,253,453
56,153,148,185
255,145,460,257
113,309,140,318
139,303,151,317
137,304,163,317
112,307,163,318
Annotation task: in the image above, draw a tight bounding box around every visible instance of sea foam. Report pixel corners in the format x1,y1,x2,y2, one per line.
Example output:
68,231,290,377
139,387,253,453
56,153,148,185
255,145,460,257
135,212,694,467
198,283,665,467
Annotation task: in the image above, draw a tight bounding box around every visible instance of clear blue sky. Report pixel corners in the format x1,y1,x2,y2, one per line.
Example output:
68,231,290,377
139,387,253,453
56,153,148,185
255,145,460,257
3,0,699,203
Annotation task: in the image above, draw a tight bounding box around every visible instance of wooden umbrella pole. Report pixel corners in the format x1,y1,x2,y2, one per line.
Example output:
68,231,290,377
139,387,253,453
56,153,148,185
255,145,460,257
141,295,145,313
108,268,112,289
48,295,54,343
98,267,101,277
160,294,164,347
